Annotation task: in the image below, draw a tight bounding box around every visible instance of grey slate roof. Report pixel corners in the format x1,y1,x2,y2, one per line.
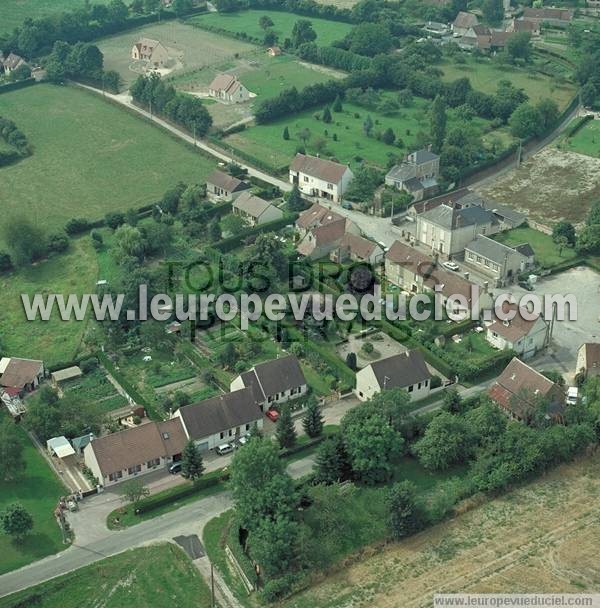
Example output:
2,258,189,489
369,351,431,390
420,203,496,230
410,149,440,164
514,243,535,258
233,191,275,218
465,235,523,264
206,169,249,193
386,164,416,182
480,201,526,227
240,355,306,400
178,387,262,441
404,177,424,192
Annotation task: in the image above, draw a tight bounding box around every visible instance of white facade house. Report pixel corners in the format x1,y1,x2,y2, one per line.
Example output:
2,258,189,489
230,355,308,411
289,154,353,204
576,343,600,379
131,38,170,67
208,74,252,103
355,351,431,402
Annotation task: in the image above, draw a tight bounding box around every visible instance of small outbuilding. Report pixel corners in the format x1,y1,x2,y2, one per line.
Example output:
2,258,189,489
47,436,76,459
51,366,83,386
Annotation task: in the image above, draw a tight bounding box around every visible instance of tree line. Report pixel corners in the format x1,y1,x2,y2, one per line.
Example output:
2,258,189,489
0,115,31,167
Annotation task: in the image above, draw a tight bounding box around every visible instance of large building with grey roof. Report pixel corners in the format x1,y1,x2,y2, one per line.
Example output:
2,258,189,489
385,149,440,202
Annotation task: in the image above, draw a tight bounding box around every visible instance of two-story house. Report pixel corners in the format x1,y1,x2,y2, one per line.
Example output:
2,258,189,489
289,154,353,204
385,149,440,202
452,11,478,37
208,74,252,103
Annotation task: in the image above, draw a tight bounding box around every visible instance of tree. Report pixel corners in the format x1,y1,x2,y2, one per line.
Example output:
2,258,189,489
173,0,193,16
297,127,311,144
259,15,274,30
552,221,576,247
302,398,324,438
291,20,317,48
1,216,46,266
120,479,150,507
506,32,531,62
208,217,222,242
0,251,13,272
332,94,343,112
442,388,463,414
581,82,597,108
482,0,504,26
587,200,600,226
249,514,299,580
282,126,290,140
276,405,297,449
345,352,357,371
387,481,423,539
0,503,33,541
430,95,447,154
111,224,145,263
286,184,305,212
0,419,25,481
219,342,237,369
322,106,332,124
576,225,600,255
314,434,352,484
221,214,246,236
363,114,374,137
181,440,205,482
344,22,394,57
536,98,559,131
381,127,396,145
509,103,543,138
464,401,507,447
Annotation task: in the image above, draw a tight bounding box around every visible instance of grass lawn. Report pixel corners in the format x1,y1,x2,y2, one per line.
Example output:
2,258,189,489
563,118,600,158
187,9,353,47
0,84,215,240
439,56,577,110
0,238,98,367
442,331,500,366
0,417,67,575
0,544,214,608
493,226,577,268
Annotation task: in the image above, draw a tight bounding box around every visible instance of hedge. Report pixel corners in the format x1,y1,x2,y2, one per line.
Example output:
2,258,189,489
0,78,36,95
209,136,289,175
562,115,593,139
212,214,298,252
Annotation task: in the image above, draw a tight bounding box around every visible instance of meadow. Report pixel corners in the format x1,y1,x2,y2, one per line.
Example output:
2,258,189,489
0,416,67,575
187,9,353,47
0,84,215,238
0,544,214,608
563,118,600,158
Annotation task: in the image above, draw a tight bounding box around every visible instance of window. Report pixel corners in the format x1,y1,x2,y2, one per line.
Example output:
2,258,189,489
492,332,498,338
291,387,297,395
418,382,422,389
468,252,475,260
303,176,309,182
147,458,160,468
128,464,141,475
228,429,233,437
327,183,333,190
492,263,499,271
109,470,123,482
245,423,250,431
408,385,414,393
220,431,224,439
424,379,429,387
476,256,482,264
484,259,490,267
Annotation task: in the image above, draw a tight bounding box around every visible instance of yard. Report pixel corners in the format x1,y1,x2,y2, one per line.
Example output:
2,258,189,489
0,544,214,608
186,9,353,47
562,118,600,158
0,238,98,367
0,84,215,240
0,416,67,575
439,55,577,110
61,368,128,413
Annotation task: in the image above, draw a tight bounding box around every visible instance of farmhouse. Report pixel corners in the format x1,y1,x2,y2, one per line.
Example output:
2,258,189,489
507,18,540,36
208,73,251,103
385,149,440,202
289,154,354,204
460,25,509,52
174,387,263,449
131,38,170,67
230,355,308,411
0,357,45,396
330,234,384,265
522,7,574,28
485,302,548,358
452,11,478,36
489,357,565,423
232,191,284,226
206,169,250,202
576,343,600,379
355,351,431,402
2,53,27,74
83,419,187,486
463,235,534,286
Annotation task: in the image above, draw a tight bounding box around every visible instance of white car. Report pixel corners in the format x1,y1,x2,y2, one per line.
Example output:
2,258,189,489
216,443,234,455
442,261,460,272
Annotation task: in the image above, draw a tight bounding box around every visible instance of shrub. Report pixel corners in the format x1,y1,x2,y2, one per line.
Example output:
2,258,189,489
65,218,91,235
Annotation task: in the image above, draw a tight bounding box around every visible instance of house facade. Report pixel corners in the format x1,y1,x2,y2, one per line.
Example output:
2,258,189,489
206,169,251,202
131,38,170,67
208,74,251,103
2,53,27,74
230,355,308,411
452,11,478,36
576,343,600,379
330,234,384,266
355,351,432,401
289,154,353,204
522,7,574,28
385,149,440,202
232,191,284,226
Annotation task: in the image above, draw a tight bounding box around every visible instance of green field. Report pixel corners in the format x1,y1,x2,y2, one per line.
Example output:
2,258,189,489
0,0,108,34
0,84,215,238
563,118,600,158
440,56,577,110
0,544,214,608
0,417,67,575
187,9,353,46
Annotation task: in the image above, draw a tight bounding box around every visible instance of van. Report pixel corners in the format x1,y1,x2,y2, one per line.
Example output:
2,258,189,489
216,443,234,455
566,387,579,405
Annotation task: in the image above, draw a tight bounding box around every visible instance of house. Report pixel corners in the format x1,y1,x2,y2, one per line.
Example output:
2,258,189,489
355,351,431,401
208,73,251,103
485,302,548,358
232,191,284,226
460,25,509,52
416,202,499,257
51,366,83,387
2,53,27,75
385,149,440,202
289,154,354,204
230,355,308,411
522,7,574,28
173,387,263,450
507,18,540,36
452,11,478,36
295,203,360,259
83,418,187,486
423,21,450,36
330,234,384,265
131,38,170,67
489,357,565,423
576,343,600,379
463,235,534,286
206,169,251,202
267,46,282,56
0,357,45,396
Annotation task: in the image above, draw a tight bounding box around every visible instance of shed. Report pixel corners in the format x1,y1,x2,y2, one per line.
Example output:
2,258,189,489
47,436,76,459
51,366,83,385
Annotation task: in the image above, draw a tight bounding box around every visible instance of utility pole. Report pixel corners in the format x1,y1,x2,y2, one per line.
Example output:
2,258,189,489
149,100,153,122
211,563,215,607
516,139,522,167
193,124,196,146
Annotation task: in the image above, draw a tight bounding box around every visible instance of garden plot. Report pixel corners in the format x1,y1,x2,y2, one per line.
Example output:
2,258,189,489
476,147,600,226
61,369,127,413
336,331,407,369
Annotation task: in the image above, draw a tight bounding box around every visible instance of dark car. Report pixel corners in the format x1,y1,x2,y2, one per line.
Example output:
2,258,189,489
518,281,534,291
169,462,182,475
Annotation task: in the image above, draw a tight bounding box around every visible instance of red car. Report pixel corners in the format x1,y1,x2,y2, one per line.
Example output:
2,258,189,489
266,409,279,422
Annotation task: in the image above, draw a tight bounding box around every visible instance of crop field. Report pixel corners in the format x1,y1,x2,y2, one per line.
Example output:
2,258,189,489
0,0,108,34
0,84,215,238
282,454,600,608
440,56,577,110
0,415,67,575
477,147,600,225
562,118,600,158
224,95,501,171
0,544,214,608
187,9,353,47
97,21,258,87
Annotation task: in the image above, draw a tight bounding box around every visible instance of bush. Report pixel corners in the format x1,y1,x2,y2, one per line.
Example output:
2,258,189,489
0,251,12,272
430,375,442,389
80,357,98,374
65,218,91,235
47,232,69,254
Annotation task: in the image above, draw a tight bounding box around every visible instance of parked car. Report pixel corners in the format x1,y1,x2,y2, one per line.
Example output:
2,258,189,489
169,462,182,475
566,386,579,405
518,281,534,291
442,261,460,272
266,409,279,422
216,443,234,456
341,202,352,210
